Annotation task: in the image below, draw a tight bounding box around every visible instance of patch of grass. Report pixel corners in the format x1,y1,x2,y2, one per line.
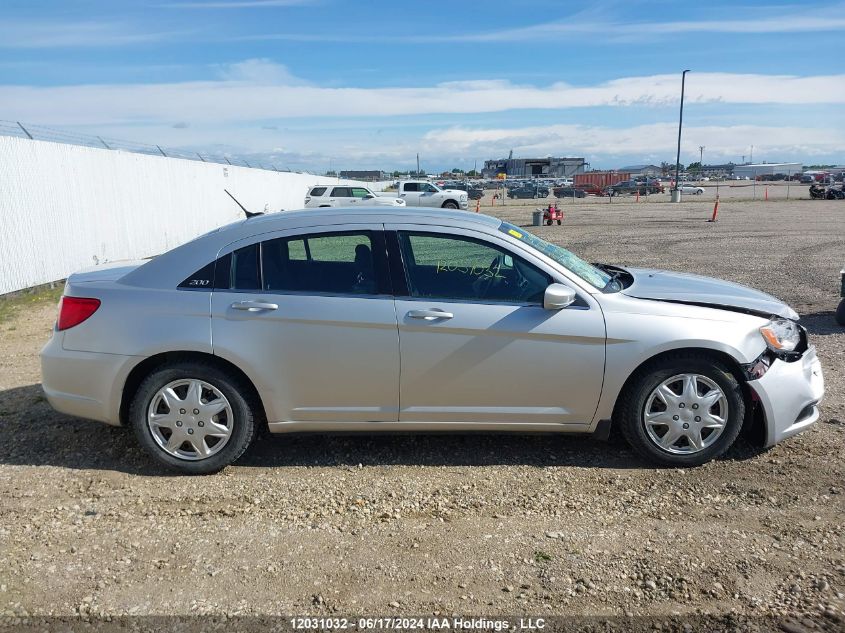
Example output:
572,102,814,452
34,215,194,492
533,549,553,563
0,284,64,324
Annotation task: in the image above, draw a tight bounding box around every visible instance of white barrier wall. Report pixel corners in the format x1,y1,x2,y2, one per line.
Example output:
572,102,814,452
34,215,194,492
0,136,389,295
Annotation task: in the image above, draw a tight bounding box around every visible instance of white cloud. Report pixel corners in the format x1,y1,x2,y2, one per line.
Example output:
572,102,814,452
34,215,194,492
215,58,308,85
2,69,843,127
0,20,185,48
421,123,845,164
234,8,845,43
453,15,845,42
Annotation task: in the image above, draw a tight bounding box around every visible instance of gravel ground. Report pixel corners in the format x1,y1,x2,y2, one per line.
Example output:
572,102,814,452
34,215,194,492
0,197,844,631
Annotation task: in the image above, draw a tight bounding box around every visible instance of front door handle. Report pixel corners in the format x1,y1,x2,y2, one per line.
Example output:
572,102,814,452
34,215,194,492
407,309,453,321
231,300,278,312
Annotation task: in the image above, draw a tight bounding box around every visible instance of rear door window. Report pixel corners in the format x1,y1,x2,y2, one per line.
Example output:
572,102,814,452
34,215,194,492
261,231,388,296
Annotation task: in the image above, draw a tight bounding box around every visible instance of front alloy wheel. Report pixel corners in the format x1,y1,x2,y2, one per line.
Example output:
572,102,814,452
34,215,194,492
617,353,745,466
643,374,728,454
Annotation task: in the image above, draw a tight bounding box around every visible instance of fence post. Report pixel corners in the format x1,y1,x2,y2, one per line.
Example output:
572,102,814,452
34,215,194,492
16,122,33,140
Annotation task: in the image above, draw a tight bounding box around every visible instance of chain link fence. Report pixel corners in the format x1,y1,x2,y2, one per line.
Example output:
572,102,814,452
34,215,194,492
0,120,308,172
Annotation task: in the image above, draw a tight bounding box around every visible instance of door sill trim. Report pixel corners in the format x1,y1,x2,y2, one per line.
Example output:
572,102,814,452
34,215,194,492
267,421,591,434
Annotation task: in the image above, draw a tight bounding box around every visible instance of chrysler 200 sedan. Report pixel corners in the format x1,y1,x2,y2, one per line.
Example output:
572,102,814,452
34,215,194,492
41,208,824,474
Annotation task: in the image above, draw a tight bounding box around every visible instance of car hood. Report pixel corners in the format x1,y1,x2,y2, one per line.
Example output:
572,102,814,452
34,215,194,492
621,267,798,320
441,188,468,196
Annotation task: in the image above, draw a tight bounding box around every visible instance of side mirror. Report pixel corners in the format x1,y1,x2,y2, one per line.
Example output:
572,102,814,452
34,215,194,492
544,283,577,310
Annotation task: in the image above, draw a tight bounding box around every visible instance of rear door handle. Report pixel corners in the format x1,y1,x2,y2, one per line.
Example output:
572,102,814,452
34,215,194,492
407,309,453,321
231,300,278,312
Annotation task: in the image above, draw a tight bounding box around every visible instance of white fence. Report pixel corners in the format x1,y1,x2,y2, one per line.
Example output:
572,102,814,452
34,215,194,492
0,136,388,295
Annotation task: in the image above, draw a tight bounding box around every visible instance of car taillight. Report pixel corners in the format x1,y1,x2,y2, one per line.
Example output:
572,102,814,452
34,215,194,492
57,296,101,331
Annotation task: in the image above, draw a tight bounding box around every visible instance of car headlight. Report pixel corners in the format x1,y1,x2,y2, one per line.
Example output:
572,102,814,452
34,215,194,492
759,318,800,352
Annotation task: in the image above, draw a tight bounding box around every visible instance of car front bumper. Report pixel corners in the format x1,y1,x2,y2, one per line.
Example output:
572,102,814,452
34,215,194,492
749,345,824,447
40,332,137,426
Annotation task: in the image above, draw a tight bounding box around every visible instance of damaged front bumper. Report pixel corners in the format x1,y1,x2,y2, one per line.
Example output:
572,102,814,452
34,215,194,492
746,344,825,447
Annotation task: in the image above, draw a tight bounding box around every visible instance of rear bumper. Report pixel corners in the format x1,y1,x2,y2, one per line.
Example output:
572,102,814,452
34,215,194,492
40,333,137,426
749,345,825,447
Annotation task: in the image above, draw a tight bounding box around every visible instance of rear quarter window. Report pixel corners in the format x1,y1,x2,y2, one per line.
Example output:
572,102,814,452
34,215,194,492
309,187,327,196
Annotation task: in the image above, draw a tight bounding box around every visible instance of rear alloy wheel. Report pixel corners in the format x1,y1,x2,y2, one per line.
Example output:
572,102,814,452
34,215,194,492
617,354,745,466
130,362,256,474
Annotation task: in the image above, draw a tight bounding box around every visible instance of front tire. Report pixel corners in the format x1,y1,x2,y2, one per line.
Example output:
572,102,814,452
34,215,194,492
442,201,459,209
836,299,845,326
129,362,257,474
616,353,745,466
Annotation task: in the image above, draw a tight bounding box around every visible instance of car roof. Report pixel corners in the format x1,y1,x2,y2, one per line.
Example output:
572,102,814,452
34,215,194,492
121,207,502,288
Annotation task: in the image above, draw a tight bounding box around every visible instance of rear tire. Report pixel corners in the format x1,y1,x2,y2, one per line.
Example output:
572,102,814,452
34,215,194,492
616,353,745,467
129,362,257,474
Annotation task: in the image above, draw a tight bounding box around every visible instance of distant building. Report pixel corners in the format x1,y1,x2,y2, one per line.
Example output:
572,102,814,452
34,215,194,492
732,163,802,179
481,156,586,179
699,163,738,177
339,170,386,181
618,164,663,178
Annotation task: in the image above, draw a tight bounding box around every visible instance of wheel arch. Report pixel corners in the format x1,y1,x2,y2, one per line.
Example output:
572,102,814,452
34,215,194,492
441,199,460,208
608,345,766,445
611,347,748,417
120,351,267,427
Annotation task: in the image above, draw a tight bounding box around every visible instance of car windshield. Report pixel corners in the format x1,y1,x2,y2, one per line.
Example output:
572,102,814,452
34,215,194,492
498,222,612,290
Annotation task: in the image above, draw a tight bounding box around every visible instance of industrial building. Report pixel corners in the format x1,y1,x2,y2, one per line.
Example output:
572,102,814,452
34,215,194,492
482,155,586,179
339,170,387,181
732,162,803,179
618,164,664,178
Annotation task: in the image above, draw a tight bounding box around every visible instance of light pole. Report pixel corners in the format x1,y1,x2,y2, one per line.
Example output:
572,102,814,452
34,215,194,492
672,69,691,203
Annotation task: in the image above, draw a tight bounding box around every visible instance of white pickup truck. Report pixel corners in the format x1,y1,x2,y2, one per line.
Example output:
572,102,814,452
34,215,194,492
383,181,468,209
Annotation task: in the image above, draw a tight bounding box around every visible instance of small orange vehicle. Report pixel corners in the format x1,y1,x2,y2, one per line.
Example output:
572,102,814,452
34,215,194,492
543,202,563,225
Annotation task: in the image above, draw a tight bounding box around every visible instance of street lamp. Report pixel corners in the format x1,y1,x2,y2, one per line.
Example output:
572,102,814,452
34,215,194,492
672,69,691,203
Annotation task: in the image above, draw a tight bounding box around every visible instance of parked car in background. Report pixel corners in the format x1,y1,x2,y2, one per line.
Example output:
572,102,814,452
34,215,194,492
508,184,550,199
305,185,405,209
553,186,586,198
575,183,606,197
605,180,652,196
383,181,468,209
445,182,484,200
41,207,824,473
679,185,705,195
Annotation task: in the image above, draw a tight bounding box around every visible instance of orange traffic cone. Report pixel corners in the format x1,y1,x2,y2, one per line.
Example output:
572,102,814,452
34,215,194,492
475,198,480,213
765,187,769,201
707,195,720,222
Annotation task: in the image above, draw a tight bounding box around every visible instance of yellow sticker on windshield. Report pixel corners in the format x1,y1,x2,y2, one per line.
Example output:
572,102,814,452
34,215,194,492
508,229,523,239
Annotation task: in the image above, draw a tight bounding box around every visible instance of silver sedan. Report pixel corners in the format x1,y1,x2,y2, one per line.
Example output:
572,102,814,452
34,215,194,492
41,208,824,473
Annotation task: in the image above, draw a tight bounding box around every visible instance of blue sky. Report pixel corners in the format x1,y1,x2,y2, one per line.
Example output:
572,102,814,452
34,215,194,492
2,0,844,172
